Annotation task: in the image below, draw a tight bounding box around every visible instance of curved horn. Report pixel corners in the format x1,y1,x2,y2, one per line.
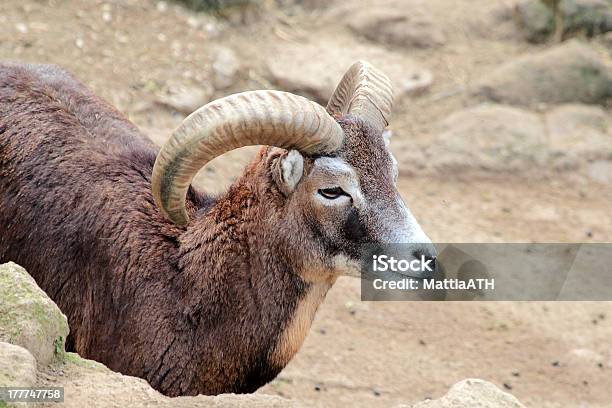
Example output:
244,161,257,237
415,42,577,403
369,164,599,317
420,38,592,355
326,61,393,132
152,90,344,225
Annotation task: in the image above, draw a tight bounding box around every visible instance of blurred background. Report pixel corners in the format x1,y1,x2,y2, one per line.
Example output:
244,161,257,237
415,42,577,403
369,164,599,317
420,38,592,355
1,0,610,406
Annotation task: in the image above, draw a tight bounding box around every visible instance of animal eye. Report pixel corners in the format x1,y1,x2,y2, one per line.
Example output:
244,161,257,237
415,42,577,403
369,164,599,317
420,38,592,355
318,187,347,200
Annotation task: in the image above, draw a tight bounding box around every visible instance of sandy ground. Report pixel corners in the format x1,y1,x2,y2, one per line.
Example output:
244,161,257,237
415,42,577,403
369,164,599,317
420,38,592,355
1,0,611,407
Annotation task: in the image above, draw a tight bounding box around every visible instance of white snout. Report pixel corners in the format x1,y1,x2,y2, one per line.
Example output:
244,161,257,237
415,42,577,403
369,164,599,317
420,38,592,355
385,197,432,245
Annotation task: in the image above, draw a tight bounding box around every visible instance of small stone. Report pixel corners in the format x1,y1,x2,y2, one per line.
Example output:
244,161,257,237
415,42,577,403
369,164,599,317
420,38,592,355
187,16,200,29
411,379,526,407
15,23,28,34
401,70,434,96
157,1,168,12
212,47,240,90
587,161,612,185
156,84,213,114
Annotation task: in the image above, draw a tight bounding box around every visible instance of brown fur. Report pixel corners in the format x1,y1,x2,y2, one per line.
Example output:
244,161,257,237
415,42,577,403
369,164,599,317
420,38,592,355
0,63,405,396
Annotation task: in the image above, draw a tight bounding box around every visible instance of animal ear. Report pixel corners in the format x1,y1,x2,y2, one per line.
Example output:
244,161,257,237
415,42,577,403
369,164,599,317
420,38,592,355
382,129,392,148
271,149,304,196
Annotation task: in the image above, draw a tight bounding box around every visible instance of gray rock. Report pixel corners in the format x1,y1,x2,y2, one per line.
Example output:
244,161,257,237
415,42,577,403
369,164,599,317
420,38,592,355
562,0,612,35
603,30,612,47
0,342,37,388
514,0,612,43
545,104,611,166
51,352,296,408
427,104,548,173
474,40,612,106
212,46,240,90
346,5,446,49
405,102,611,175
156,83,213,114
513,0,552,42
0,262,69,365
587,160,612,183
409,379,525,407
265,38,430,104
401,70,434,96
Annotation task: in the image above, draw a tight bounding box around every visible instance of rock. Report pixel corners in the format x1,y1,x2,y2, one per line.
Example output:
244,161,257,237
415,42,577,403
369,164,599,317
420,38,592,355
545,104,611,166
0,262,69,365
402,103,611,175
513,0,551,42
426,104,548,173
603,31,612,48
0,342,37,388
474,40,612,106
514,0,612,43
409,379,525,407
587,160,612,184
401,70,434,96
346,3,446,49
155,83,213,114
49,352,294,408
265,38,430,104
212,46,240,90
562,0,612,35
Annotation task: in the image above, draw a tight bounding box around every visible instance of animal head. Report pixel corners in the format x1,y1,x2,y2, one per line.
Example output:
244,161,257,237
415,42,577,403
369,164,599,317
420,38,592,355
151,61,435,279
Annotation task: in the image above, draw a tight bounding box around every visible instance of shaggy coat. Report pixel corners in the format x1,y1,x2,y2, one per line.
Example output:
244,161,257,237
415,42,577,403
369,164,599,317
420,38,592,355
0,62,419,396
0,63,329,395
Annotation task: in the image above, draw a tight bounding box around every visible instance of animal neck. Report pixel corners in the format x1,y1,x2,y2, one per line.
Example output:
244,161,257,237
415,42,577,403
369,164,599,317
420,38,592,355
268,279,331,369
177,175,334,390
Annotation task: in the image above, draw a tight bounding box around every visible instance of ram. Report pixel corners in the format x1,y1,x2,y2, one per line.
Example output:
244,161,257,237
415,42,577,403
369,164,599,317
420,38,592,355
0,61,435,396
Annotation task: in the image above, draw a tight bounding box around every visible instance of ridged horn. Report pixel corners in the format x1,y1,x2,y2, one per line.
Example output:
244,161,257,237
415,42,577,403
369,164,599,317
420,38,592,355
326,61,393,132
152,90,344,225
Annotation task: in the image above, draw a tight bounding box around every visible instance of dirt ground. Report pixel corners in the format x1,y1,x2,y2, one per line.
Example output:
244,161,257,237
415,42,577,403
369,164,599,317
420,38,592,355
1,0,611,407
